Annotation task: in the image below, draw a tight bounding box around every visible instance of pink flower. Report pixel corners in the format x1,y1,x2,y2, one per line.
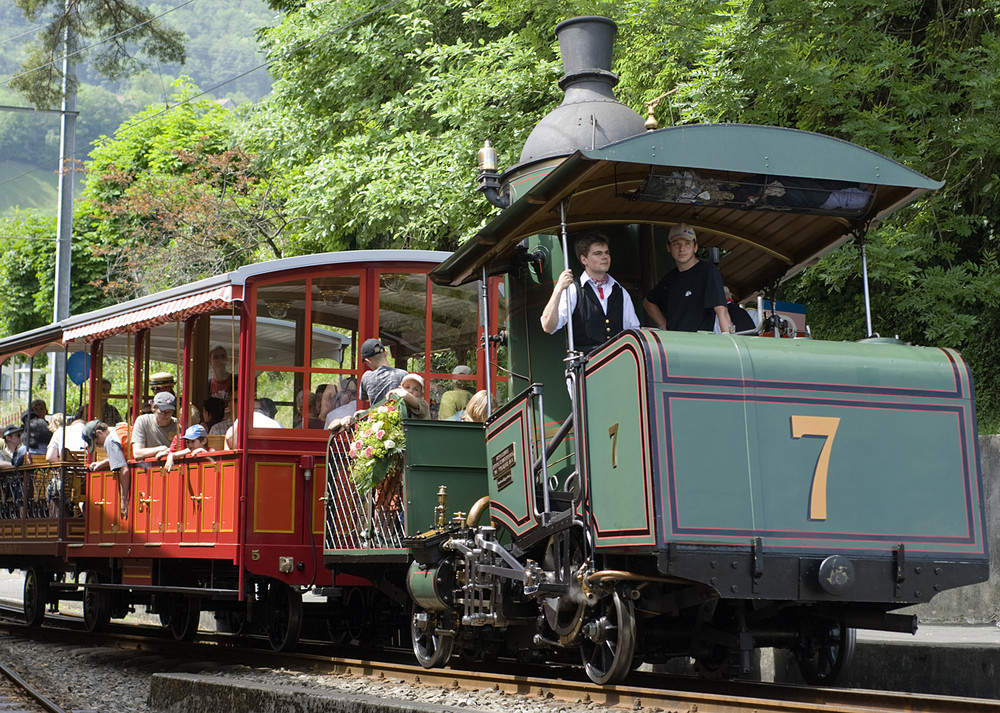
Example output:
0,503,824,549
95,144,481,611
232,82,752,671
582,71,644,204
376,429,385,439
365,446,373,458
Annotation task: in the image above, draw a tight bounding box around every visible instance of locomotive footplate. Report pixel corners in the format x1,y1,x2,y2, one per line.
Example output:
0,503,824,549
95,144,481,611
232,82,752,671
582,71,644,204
657,546,989,606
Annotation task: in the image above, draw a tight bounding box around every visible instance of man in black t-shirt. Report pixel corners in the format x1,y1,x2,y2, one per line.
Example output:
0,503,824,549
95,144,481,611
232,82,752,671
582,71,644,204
643,223,733,334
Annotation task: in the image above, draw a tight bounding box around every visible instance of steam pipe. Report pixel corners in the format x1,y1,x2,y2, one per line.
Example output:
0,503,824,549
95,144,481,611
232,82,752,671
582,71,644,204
466,496,491,527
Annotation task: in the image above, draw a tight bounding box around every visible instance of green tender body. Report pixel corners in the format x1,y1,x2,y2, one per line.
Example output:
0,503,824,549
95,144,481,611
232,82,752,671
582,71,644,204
579,330,985,558
402,420,490,536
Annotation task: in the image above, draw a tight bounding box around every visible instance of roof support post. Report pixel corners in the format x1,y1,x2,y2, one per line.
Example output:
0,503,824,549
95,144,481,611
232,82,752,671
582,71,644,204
479,266,493,416
858,231,874,337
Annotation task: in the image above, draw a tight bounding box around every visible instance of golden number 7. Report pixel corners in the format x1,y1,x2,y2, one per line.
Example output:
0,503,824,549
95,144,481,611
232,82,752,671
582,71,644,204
790,415,841,521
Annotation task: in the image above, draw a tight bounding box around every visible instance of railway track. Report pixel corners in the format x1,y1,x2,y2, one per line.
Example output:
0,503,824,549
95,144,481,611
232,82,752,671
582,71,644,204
0,656,71,713
0,602,997,713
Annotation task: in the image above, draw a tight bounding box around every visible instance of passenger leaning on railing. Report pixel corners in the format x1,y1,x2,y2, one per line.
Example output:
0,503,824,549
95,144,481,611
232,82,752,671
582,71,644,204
82,420,130,519
131,392,178,461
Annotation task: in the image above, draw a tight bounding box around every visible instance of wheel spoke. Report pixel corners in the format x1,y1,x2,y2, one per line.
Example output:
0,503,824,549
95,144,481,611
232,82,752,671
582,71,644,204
581,590,635,685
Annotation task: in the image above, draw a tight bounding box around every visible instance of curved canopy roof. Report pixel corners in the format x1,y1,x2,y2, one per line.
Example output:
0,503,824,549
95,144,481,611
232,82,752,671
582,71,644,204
432,124,942,297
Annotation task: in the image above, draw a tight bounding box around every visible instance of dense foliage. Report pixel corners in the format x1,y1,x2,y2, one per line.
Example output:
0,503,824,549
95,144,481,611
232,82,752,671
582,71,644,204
0,210,106,335
0,0,274,217
79,79,284,299
5,0,1000,429
247,0,565,253
6,0,186,107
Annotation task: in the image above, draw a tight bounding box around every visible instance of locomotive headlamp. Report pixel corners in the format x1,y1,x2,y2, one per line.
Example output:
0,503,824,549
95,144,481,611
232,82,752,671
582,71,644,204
478,140,498,171
476,140,510,209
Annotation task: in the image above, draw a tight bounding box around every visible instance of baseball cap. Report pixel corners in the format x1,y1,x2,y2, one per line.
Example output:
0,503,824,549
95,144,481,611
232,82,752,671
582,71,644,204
183,424,208,441
401,373,424,389
1,424,23,439
150,371,175,387
153,391,177,412
668,223,697,243
452,365,472,376
81,420,100,454
360,338,386,360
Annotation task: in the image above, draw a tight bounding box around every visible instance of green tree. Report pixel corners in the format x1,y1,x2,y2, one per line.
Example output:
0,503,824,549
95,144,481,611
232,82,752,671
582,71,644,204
79,78,285,300
8,0,186,107
0,210,106,337
249,0,574,254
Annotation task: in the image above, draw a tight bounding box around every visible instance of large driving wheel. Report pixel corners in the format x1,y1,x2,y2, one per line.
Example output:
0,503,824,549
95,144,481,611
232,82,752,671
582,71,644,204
796,620,856,685
411,604,454,669
82,571,111,633
541,533,587,644
214,609,248,635
580,589,636,685
265,580,303,652
328,586,368,645
23,567,51,627
166,595,201,641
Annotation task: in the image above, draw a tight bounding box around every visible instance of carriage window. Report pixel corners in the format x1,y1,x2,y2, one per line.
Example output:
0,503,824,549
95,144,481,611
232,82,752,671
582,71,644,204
93,333,136,424
377,273,428,370
256,280,307,368
255,370,294,428
428,281,480,419
309,275,361,428
495,281,509,405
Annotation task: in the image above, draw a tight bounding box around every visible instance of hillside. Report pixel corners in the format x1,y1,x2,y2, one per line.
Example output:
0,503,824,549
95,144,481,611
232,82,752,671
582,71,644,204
0,0,275,218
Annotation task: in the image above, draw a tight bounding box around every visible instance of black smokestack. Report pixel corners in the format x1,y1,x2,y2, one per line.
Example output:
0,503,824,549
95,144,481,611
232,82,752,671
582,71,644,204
518,16,645,164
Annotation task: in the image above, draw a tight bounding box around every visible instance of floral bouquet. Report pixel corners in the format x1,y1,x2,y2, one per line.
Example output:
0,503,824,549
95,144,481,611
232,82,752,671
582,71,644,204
348,398,406,493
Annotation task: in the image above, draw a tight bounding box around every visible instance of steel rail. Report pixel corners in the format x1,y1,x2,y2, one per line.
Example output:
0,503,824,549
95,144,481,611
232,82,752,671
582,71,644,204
0,658,68,713
0,604,997,713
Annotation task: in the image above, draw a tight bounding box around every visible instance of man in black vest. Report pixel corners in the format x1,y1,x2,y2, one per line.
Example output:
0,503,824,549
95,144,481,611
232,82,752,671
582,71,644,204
540,232,640,352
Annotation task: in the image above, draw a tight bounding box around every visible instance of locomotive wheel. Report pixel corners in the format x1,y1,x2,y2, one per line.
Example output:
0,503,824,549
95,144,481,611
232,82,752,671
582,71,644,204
82,571,111,633
541,534,586,643
23,567,51,627
265,580,303,652
328,587,367,644
411,604,454,669
167,595,201,642
215,609,248,635
580,590,636,685
796,621,856,685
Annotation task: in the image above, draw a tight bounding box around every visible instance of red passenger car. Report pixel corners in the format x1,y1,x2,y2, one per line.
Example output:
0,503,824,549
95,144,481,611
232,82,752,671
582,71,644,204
0,250,500,649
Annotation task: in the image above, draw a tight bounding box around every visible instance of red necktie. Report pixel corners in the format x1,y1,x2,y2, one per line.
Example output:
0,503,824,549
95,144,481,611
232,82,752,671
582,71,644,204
595,277,608,299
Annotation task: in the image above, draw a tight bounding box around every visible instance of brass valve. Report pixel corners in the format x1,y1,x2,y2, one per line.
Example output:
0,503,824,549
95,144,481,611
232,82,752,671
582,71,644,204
434,485,448,530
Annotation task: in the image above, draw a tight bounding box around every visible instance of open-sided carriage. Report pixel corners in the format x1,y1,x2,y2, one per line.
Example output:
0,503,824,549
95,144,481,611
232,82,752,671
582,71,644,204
0,251,500,650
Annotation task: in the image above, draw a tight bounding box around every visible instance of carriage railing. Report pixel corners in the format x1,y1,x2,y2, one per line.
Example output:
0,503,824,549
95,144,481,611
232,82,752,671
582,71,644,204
0,458,86,520
325,430,405,551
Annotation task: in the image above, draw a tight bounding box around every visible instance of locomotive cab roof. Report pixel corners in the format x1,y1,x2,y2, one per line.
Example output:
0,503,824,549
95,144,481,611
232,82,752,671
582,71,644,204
432,124,942,297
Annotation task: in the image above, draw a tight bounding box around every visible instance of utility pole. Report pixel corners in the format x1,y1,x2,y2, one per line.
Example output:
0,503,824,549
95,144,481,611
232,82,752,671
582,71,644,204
52,2,77,416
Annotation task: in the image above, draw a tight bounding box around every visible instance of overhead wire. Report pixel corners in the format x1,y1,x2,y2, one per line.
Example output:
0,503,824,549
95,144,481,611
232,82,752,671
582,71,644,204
1,0,197,88
0,0,405,196
120,0,404,129
0,24,46,47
